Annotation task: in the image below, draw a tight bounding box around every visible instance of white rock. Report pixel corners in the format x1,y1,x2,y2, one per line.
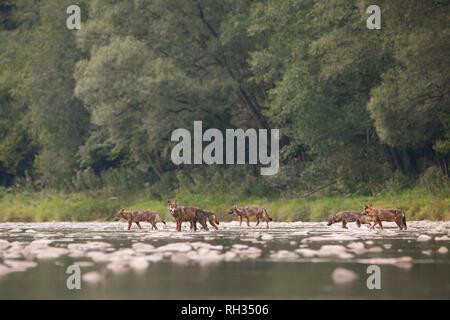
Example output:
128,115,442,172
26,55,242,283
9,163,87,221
110,249,136,259
129,258,149,271
171,253,190,265
246,232,261,239
421,250,433,256
295,248,317,258
292,231,309,236
417,235,432,242
106,261,130,274
232,244,249,250
358,256,413,269
0,264,11,277
28,239,53,248
35,247,68,260
224,251,238,261
82,271,103,284
73,261,95,268
270,250,298,261
4,260,37,272
2,252,23,259
0,239,10,250
192,251,225,265
156,243,192,253
190,242,223,251
68,250,85,259
347,242,365,250
302,234,357,243
435,236,449,241
331,268,359,285
145,254,164,263
437,246,448,254
367,247,383,253
9,228,23,233
87,251,110,263
261,234,274,241
132,243,155,253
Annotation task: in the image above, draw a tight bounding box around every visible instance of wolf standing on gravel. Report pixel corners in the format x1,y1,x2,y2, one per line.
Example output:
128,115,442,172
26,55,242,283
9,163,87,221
115,209,166,230
167,200,213,232
363,204,407,230
327,211,373,229
228,205,273,228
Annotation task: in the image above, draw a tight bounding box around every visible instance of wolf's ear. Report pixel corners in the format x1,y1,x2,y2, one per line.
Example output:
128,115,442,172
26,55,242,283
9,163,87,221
167,200,171,205
174,200,177,204
120,208,125,213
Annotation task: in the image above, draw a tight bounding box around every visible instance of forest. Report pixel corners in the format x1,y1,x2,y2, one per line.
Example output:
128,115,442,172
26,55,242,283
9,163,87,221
0,0,449,221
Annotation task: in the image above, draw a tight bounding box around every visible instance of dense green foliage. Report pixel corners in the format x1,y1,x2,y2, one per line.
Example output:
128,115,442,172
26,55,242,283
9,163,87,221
1,0,449,215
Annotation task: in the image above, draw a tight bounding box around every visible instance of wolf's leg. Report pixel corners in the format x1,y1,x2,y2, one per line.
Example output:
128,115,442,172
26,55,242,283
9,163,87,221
239,216,243,227
265,218,269,229
245,216,250,227
377,220,383,230
152,222,158,230
128,221,132,230
135,221,142,229
256,216,260,226
176,220,181,232
342,220,348,229
209,218,219,230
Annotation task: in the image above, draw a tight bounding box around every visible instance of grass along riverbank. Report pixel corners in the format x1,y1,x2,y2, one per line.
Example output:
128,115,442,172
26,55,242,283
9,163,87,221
0,188,449,222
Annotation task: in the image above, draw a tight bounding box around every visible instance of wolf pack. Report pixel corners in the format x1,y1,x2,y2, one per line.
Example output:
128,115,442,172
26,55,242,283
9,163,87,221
115,201,408,232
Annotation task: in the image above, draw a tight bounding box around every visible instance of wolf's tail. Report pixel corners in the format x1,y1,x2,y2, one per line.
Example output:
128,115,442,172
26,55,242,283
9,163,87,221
264,208,273,221
402,212,407,229
157,214,166,224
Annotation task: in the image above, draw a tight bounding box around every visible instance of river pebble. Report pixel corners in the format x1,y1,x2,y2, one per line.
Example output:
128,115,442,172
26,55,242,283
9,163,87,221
0,239,10,250
156,243,192,252
417,235,432,242
132,243,155,253
0,264,10,277
129,257,150,271
82,271,103,284
437,246,448,254
331,268,359,285
270,250,299,261
261,234,274,241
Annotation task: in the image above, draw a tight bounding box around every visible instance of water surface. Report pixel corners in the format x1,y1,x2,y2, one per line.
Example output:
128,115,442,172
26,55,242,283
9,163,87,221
0,221,449,299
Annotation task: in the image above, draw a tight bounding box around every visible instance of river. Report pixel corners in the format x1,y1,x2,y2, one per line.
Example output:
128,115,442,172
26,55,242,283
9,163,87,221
0,221,449,299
